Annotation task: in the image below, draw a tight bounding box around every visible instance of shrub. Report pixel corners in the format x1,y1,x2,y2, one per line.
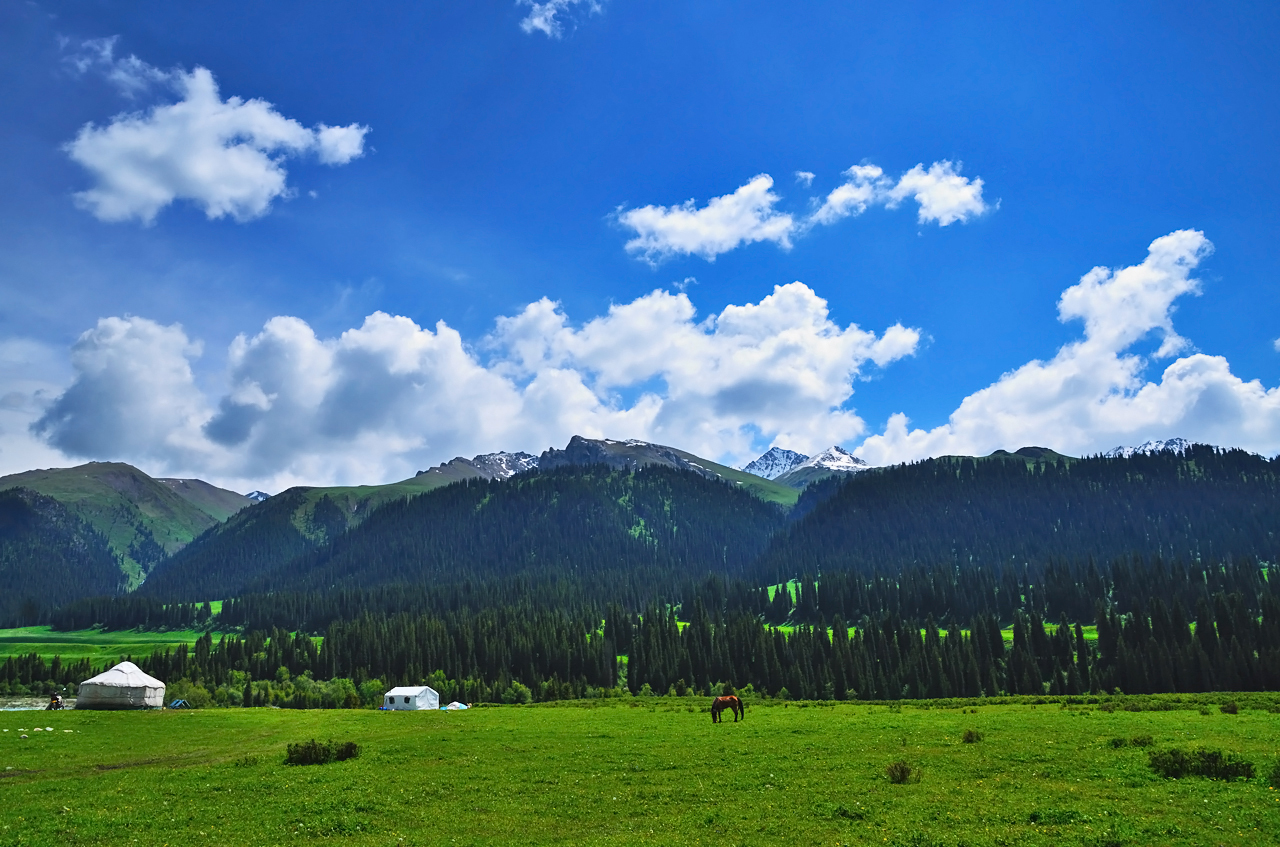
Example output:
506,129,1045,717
1219,701,1239,715
1130,734,1154,747
285,739,361,766
886,760,920,784
962,729,983,744
1267,757,1280,789
1108,737,1128,748
1148,748,1254,781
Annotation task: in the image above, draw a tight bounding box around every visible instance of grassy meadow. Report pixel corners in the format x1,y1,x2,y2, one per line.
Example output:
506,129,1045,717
3,696,1279,847
0,626,228,663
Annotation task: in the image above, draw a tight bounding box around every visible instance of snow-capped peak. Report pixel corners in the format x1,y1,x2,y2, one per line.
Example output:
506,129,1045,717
742,447,810,480
1103,438,1192,459
795,446,870,473
245,490,271,502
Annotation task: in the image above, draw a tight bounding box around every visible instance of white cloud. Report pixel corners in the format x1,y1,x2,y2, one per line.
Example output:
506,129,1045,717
885,161,991,226
65,64,369,223
619,161,991,263
809,165,890,226
856,230,1280,463
63,37,174,98
617,175,796,263
26,284,917,490
810,161,990,228
518,0,602,38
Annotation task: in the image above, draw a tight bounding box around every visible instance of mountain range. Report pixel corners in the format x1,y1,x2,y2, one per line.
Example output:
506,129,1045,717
0,434,1240,626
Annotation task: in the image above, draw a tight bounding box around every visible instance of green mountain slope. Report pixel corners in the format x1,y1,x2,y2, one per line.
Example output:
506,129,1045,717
0,488,123,622
158,478,255,522
0,462,249,585
139,471,471,601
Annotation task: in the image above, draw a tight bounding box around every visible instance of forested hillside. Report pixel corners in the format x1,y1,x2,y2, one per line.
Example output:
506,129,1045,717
0,488,122,622
235,465,786,600
752,444,1280,584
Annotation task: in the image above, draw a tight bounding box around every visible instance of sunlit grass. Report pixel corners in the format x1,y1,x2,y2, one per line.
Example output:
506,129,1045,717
2,695,1278,846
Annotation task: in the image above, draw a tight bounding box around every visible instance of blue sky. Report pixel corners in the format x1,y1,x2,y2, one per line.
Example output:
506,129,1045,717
1,1,1278,490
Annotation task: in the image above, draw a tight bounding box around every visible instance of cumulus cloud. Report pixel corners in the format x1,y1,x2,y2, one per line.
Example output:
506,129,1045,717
618,161,991,263
518,0,603,38
65,61,369,223
617,175,796,263
810,160,990,228
856,230,1280,463
27,284,917,490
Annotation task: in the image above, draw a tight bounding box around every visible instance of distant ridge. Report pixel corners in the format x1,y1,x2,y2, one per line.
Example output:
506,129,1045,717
416,451,537,482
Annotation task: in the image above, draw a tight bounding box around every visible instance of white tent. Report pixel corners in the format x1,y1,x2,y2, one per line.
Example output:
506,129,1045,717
445,701,469,710
77,661,165,710
382,685,439,711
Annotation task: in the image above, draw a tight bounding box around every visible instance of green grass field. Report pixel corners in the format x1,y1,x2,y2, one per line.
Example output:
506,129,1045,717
0,627,228,662
3,697,1278,846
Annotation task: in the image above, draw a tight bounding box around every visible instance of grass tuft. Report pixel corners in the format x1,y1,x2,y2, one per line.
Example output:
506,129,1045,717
1148,747,1254,781
886,759,921,784
284,738,361,766
961,728,983,743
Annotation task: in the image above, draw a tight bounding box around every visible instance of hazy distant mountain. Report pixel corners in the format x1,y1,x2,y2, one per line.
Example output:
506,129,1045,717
1103,438,1193,459
0,462,252,586
741,447,809,480
774,446,871,489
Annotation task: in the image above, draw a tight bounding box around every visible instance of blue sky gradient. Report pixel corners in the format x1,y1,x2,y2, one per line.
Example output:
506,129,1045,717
1,1,1277,490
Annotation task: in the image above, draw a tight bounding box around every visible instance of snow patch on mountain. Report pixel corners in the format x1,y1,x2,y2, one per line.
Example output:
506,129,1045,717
741,447,809,480
471,451,539,479
245,490,271,502
1103,438,1193,459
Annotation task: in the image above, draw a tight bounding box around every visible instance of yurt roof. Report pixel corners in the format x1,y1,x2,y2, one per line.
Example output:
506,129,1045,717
81,661,164,688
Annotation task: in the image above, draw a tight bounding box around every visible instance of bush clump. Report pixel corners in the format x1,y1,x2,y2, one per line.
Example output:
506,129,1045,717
1130,734,1154,747
962,729,983,744
1219,701,1239,715
1267,757,1280,789
886,759,921,784
1148,747,1254,781
285,739,361,766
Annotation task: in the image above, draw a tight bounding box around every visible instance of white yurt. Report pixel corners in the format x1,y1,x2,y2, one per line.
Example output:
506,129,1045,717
77,661,165,710
382,685,439,711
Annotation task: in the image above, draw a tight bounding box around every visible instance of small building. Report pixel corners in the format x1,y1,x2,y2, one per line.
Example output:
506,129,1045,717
382,685,439,711
77,661,165,710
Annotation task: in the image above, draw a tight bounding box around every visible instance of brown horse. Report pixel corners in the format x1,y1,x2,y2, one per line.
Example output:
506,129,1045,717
710,695,744,723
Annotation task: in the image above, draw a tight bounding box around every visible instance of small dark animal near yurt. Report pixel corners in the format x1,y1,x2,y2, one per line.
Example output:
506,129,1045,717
710,695,744,723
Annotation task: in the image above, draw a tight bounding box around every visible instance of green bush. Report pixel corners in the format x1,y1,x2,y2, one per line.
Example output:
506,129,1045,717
1108,737,1128,748
962,729,983,744
1148,748,1254,781
285,739,361,766
1267,757,1280,789
886,759,920,784
1219,700,1239,715
1129,734,1154,747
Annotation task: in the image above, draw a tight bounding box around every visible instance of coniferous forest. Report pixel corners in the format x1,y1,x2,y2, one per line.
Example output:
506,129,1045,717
7,444,1280,706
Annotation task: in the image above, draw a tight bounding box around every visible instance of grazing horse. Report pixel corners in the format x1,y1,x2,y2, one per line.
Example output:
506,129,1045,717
710,695,744,723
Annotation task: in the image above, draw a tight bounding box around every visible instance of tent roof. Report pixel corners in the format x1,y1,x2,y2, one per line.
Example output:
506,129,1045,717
81,661,164,688
385,686,436,696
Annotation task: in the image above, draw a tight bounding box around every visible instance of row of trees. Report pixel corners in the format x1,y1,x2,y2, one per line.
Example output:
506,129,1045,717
9,587,1280,704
